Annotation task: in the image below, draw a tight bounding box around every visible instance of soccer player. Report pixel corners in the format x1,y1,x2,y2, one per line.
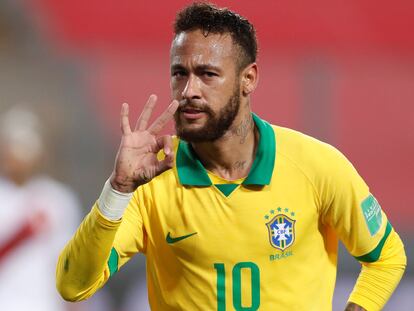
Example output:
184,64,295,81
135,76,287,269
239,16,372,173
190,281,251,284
56,3,406,310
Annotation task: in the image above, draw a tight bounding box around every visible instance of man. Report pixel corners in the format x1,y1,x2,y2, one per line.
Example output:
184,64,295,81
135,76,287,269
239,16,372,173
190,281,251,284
57,3,406,310
0,107,81,311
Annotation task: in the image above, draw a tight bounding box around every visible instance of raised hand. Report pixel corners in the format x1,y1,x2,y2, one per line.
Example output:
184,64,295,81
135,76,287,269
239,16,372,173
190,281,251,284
110,95,179,193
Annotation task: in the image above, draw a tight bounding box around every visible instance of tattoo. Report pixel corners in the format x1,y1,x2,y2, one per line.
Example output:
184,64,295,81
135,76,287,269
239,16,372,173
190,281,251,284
139,170,151,182
344,303,366,311
132,169,150,183
233,161,247,170
234,116,254,144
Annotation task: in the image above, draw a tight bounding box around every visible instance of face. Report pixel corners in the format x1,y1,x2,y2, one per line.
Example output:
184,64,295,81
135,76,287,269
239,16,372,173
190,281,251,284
170,30,242,142
0,142,41,185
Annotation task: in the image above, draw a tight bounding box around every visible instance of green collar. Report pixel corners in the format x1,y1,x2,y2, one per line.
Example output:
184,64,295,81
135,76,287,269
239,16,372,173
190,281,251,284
176,113,276,186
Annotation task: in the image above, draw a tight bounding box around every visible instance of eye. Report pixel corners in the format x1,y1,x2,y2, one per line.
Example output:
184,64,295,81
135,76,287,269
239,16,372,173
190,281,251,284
172,70,187,78
204,71,218,77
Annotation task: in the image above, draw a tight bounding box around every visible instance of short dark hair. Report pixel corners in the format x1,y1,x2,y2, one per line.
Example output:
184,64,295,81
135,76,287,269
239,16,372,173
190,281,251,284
174,2,257,70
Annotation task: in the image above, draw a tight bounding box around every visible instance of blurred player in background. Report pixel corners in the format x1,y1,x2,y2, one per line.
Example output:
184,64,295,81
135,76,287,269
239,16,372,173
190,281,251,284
57,3,406,310
0,106,82,310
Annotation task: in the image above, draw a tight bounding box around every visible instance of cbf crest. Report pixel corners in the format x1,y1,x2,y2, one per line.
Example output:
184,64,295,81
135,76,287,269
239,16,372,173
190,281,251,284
265,209,296,251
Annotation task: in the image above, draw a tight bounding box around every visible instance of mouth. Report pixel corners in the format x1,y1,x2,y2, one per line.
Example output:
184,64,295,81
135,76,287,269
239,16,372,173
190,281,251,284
179,106,206,120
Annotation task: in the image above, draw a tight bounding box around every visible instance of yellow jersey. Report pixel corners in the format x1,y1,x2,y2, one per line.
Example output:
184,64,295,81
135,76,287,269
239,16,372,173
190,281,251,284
57,114,403,311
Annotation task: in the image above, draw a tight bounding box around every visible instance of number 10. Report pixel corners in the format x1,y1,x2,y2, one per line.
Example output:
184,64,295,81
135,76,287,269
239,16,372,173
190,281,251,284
214,262,260,311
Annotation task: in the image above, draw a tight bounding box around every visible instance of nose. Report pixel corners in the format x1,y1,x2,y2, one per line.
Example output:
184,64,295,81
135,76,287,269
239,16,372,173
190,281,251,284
181,74,201,100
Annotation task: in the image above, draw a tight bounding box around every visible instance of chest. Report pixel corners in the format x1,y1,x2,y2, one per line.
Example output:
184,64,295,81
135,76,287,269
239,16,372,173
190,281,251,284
148,173,321,264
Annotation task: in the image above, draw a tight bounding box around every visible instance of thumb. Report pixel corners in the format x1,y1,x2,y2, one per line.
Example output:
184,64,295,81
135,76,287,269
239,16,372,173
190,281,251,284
153,135,174,176
155,151,175,176
155,135,173,155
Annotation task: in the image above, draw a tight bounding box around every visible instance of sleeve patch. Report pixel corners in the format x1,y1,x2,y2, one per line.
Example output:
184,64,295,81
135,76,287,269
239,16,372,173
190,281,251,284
361,194,382,236
107,247,119,277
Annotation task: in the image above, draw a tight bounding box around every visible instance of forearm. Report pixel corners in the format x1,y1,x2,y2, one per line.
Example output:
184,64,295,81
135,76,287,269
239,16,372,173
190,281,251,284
348,229,406,311
56,204,121,301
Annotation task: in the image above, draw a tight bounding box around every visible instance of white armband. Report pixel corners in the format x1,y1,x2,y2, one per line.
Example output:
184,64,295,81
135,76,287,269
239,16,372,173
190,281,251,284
97,179,133,220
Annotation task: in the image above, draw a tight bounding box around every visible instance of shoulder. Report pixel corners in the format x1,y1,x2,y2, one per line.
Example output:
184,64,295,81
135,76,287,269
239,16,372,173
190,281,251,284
0,177,14,193
274,125,345,160
271,125,357,181
28,176,81,212
30,175,76,196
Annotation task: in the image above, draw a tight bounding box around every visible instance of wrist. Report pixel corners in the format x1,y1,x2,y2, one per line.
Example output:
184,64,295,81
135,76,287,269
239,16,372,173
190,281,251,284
98,179,133,220
110,174,137,193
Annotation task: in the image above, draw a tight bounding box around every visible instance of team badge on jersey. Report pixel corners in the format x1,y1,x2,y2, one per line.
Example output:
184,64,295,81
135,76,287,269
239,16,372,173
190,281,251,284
266,213,296,251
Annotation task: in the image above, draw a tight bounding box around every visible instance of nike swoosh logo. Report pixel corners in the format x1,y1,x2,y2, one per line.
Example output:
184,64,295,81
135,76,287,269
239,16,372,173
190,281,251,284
166,231,198,244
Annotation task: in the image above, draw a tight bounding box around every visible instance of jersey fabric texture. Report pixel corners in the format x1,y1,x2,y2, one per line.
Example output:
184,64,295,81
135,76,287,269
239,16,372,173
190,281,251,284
57,114,406,311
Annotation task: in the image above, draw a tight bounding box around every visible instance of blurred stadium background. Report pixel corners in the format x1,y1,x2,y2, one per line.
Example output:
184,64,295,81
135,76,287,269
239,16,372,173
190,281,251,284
0,0,412,310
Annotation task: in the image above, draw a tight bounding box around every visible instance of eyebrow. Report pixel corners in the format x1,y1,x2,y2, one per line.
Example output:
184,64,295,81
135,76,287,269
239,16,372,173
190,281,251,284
170,64,222,73
170,64,186,72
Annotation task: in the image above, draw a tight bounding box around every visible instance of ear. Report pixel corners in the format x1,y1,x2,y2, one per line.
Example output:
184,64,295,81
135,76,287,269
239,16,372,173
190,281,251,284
241,63,258,96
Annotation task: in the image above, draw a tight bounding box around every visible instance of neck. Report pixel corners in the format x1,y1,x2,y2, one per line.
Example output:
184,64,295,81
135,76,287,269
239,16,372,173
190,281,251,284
191,111,258,181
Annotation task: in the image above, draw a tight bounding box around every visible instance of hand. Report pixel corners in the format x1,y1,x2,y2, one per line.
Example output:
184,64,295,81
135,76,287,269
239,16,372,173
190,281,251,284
110,95,179,193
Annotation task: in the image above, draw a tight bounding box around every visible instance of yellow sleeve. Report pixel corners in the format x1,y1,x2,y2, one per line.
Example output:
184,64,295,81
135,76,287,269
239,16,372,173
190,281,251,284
56,192,145,301
348,228,407,311
318,145,388,257
315,145,406,310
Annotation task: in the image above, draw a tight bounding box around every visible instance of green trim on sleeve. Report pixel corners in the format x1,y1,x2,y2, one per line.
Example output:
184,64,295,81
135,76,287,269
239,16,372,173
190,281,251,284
354,221,392,263
108,247,119,277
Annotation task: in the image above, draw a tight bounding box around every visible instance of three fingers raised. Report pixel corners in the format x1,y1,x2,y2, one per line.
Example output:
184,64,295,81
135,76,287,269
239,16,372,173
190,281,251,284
148,100,179,135
135,95,158,131
120,103,132,135
120,95,179,135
